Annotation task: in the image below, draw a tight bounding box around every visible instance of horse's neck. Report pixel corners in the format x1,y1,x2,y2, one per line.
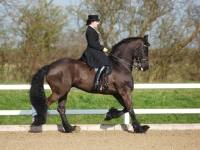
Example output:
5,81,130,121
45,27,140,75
119,60,133,73
111,38,143,73
112,53,134,73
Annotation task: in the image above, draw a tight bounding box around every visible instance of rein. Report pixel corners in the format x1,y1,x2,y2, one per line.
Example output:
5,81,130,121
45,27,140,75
110,53,138,68
109,43,149,69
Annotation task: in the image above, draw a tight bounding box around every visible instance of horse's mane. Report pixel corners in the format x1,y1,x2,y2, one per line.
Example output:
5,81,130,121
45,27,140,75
110,37,144,54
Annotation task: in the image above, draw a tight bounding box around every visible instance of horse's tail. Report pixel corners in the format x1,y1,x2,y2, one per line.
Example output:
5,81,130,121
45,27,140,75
30,65,49,125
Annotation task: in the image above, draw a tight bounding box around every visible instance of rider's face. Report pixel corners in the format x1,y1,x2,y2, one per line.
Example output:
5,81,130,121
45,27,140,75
91,21,100,28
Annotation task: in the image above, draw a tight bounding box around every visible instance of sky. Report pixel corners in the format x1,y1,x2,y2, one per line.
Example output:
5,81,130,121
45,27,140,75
53,0,80,6
53,0,69,6
53,0,200,7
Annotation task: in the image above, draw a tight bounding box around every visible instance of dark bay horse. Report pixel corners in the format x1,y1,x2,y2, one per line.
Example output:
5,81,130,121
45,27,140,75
30,35,150,133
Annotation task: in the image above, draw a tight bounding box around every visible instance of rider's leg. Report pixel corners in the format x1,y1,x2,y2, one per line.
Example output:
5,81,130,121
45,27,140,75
93,66,107,89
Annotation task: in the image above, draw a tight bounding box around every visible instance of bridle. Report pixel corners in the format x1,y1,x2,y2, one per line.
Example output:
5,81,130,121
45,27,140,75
109,43,149,69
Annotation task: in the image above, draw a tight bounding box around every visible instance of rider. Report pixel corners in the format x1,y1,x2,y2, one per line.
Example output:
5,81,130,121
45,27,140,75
81,15,109,89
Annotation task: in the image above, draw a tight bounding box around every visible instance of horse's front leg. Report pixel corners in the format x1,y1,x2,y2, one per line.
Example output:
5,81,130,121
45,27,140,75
104,94,128,121
104,107,127,120
57,94,80,133
121,92,150,133
129,107,150,133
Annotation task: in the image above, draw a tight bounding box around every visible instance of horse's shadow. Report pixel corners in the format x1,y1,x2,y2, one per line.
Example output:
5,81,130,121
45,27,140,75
28,124,134,133
100,124,134,133
28,124,64,133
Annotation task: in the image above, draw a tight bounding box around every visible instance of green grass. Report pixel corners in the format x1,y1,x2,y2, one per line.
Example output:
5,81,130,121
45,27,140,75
0,89,200,125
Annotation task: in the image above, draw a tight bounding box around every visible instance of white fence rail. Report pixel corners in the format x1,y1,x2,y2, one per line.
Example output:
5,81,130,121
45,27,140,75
1,83,200,90
0,84,200,124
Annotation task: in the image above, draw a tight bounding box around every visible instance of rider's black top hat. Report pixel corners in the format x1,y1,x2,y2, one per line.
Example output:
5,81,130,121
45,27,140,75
87,15,100,21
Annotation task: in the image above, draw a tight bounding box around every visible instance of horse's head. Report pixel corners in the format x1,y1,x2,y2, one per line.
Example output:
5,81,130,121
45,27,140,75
110,35,150,72
135,35,150,71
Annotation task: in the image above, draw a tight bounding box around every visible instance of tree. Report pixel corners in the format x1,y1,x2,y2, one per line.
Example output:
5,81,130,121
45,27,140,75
2,0,69,81
66,0,200,82
149,0,200,82
1,0,200,83
0,0,18,81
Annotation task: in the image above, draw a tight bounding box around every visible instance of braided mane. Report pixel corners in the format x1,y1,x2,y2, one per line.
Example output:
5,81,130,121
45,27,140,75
110,37,144,54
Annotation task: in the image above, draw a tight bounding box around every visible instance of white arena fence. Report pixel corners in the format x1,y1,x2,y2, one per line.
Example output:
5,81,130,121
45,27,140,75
0,84,200,124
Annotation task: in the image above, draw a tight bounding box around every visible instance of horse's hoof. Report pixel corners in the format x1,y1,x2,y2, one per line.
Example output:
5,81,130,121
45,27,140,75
65,126,81,133
31,120,40,126
31,115,46,126
31,120,46,126
31,122,36,126
31,123,36,126
141,125,150,131
134,125,150,133
104,113,112,121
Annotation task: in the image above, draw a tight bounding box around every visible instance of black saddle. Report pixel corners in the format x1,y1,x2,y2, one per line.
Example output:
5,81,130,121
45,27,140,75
79,54,113,76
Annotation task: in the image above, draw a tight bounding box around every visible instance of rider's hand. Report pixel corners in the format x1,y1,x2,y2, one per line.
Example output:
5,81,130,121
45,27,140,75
103,47,108,53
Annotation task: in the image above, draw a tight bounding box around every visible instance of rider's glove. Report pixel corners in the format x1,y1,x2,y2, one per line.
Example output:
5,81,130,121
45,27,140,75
103,47,108,53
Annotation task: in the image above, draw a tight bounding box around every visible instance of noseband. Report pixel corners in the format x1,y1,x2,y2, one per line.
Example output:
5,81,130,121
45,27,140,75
110,43,149,69
136,43,149,64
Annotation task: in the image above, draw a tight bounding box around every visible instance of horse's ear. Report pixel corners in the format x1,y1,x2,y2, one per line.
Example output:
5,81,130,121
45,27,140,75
144,35,148,42
144,35,150,46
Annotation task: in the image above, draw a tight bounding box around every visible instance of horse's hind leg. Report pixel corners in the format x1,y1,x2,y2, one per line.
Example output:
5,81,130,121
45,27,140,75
45,89,75,132
104,94,128,121
57,94,80,133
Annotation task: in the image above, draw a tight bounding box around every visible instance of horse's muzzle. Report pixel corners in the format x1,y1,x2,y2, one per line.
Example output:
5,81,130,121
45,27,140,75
137,60,149,71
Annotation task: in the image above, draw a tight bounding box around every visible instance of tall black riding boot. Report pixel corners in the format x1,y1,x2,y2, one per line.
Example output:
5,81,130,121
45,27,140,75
93,66,106,89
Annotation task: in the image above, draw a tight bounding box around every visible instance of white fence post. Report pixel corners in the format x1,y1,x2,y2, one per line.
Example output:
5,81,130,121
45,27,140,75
31,106,36,122
124,113,130,124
